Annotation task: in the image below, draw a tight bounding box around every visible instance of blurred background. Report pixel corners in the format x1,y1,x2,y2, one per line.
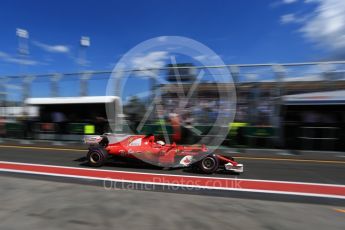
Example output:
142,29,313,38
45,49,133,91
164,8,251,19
0,0,345,151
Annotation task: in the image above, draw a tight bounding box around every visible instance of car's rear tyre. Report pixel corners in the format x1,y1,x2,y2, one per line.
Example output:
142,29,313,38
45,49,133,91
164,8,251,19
198,154,219,174
87,148,108,167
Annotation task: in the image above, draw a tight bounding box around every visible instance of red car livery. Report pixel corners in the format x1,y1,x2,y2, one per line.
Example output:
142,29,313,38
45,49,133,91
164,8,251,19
84,134,243,174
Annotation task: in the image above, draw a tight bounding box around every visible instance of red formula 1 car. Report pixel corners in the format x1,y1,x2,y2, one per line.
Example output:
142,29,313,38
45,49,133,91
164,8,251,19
84,134,243,174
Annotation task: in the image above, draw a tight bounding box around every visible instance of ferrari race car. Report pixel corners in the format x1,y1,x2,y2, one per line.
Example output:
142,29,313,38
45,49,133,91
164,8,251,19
84,134,243,174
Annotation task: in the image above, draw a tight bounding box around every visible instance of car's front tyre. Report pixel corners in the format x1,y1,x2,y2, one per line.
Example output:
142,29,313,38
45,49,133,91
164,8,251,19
197,154,219,174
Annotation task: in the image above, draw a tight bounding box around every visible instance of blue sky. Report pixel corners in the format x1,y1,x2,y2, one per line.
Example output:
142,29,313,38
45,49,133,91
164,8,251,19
0,0,344,99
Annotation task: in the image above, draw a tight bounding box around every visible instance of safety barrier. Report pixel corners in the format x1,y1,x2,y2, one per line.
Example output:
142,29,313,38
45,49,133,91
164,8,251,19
0,122,97,141
35,122,98,141
298,126,340,151
242,126,277,148
5,122,25,138
1,121,341,151
0,121,275,147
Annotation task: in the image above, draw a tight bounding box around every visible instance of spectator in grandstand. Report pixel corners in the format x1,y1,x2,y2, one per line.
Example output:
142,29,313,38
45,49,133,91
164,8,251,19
0,116,5,138
94,115,107,135
52,111,67,135
21,112,34,139
169,113,181,143
303,111,320,124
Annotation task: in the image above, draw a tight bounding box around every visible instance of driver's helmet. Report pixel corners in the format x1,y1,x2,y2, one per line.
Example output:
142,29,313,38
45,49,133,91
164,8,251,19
156,140,165,146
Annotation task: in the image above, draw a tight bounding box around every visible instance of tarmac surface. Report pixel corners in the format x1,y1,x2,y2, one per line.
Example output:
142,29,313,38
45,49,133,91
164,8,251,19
0,175,344,230
0,143,344,229
0,145,344,184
